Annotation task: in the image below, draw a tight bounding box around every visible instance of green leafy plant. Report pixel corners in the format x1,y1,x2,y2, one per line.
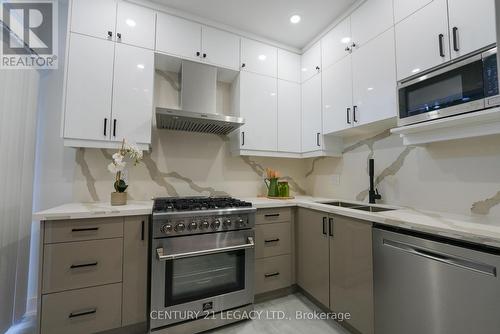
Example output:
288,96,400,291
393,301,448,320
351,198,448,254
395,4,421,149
108,139,143,193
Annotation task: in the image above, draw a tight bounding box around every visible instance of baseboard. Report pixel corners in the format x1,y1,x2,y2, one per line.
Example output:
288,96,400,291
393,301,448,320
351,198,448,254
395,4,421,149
255,286,297,303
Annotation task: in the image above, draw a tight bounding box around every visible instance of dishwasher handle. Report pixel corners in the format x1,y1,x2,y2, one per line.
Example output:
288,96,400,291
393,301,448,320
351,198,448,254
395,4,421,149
383,239,497,277
157,237,254,261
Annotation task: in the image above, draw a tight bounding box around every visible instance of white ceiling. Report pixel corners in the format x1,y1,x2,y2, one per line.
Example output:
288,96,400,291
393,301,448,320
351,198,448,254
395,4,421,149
150,0,358,49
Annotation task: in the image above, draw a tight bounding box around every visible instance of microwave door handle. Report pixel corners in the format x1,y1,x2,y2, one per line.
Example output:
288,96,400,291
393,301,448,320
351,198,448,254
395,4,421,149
156,237,255,261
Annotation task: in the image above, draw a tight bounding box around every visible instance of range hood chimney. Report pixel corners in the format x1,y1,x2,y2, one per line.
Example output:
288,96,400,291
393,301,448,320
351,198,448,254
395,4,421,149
156,61,244,135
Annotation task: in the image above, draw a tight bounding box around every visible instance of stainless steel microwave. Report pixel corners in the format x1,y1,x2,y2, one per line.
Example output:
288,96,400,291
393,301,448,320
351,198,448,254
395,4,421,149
398,47,499,127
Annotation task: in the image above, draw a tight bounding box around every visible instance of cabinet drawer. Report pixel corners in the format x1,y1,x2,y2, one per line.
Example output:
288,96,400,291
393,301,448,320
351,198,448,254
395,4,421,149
44,217,123,244
255,255,292,294
42,238,123,294
256,208,291,225
255,222,291,259
41,283,122,334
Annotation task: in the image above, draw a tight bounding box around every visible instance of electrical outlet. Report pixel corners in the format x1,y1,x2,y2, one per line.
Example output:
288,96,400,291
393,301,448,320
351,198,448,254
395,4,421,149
332,174,340,185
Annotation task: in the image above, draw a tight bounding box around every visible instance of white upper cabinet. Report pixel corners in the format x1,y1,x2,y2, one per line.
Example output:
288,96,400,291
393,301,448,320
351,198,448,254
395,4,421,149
156,13,201,60
447,0,496,59
239,71,278,151
70,0,117,40
322,56,353,134
277,49,301,83
64,33,115,141
321,17,351,70
395,0,450,80
394,0,433,23
116,2,156,50
278,80,301,153
301,74,323,152
350,0,394,47
352,29,397,125
241,38,278,77
201,26,240,70
111,43,154,145
301,41,321,82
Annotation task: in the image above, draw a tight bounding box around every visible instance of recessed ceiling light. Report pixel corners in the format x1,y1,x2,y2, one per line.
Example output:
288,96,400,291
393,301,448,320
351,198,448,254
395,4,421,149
341,37,351,44
290,14,301,24
126,19,136,27
258,54,267,61
137,64,145,69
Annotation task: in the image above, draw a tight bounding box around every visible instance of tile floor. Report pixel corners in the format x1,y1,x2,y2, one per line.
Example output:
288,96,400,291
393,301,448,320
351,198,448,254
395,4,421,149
208,293,350,334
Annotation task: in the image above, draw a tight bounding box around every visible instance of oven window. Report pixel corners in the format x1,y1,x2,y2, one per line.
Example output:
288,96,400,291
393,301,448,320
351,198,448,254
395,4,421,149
399,59,484,119
165,250,245,307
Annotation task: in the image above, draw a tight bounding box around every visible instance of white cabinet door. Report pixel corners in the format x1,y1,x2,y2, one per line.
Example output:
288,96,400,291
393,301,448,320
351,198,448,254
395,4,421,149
301,74,323,152
201,26,240,70
116,2,156,50
301,41,321,82
321,17,351,70
395,0,450,80
156,13,201,60
239,72,277,151
394,0,433,23
241,38,277,77
278,80,301,153
64,34,114,141
448,0,496,59
352,29,397,126
351,0,393,47
277,49,301,83
111,43,154,145
70,0,117,40
322,56,353,134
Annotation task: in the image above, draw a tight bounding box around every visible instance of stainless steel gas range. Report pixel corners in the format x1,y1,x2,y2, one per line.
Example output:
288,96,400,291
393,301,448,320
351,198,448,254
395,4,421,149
149,197,256,334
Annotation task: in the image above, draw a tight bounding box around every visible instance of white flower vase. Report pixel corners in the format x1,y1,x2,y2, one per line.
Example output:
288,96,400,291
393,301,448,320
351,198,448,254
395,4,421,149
111,192,127,206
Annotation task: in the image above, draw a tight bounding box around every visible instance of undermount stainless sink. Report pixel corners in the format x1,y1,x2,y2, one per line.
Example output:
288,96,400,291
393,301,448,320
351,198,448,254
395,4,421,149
323,201,396,212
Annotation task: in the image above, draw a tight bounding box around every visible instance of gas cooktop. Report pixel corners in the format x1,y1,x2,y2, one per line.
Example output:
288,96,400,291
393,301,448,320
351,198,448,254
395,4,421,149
153,196,253,213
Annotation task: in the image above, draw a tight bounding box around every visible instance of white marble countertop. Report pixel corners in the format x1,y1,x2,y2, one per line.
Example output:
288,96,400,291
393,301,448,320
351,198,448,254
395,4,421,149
33,200,153,221
34,196,500,248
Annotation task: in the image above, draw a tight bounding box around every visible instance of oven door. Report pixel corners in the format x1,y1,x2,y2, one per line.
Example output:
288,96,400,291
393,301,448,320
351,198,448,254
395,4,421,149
150,229,255,329
398,53,486,126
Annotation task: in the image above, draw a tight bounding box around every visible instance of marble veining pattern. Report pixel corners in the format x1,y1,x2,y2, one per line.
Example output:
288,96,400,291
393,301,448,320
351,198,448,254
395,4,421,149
471,191,500,215
75,148,99,202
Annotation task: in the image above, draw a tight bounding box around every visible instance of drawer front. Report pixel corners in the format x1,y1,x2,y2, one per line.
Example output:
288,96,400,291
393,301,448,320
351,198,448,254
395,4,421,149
256,208,291,225
44,217,123,244
42,238,123,294
255,222,291,259
255,254,292,294
41,283,122,334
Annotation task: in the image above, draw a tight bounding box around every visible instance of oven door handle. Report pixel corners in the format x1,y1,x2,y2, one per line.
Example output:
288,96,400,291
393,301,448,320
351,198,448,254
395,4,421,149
156,237,255,261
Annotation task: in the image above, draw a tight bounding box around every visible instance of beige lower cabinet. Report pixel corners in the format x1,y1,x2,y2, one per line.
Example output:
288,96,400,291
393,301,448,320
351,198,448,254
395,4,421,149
39,215,149,334
329,214,374,334
296,208,330,307
296,209,374,334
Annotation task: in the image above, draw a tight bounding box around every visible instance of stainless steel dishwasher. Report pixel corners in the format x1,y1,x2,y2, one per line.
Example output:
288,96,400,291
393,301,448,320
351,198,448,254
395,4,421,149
373,226,500,334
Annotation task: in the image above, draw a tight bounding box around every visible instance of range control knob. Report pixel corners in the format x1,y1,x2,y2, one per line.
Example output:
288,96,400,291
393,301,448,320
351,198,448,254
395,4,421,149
160,224,173,233
237,219,245,227
223,219,232,227
200,220,210,229
174,223,186,232
211,219,221,230
188,222,198,231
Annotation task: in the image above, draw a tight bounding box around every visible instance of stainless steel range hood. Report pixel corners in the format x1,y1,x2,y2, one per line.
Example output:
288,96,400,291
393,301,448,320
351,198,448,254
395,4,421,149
155,60,244,135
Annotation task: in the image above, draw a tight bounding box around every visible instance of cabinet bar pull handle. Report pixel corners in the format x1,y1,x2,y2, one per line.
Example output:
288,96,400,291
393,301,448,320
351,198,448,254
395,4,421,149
196,51,200,57
203,53,207,58
117,33,121,39
452,27,459,52
317,133,321,147
322,217,327,235
107,31,112,38
71,227,99,232
264,213,280,217
103,118,107,136
69,308,97,318
241,131,245,146
264,238,280,243
353,105,358,123
347,107,351,124
70,262,98,269
113,119,117,137
264,272,280,278
438,34,445,57
328,218,334,237
241,63,246,68
141,220,145,241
